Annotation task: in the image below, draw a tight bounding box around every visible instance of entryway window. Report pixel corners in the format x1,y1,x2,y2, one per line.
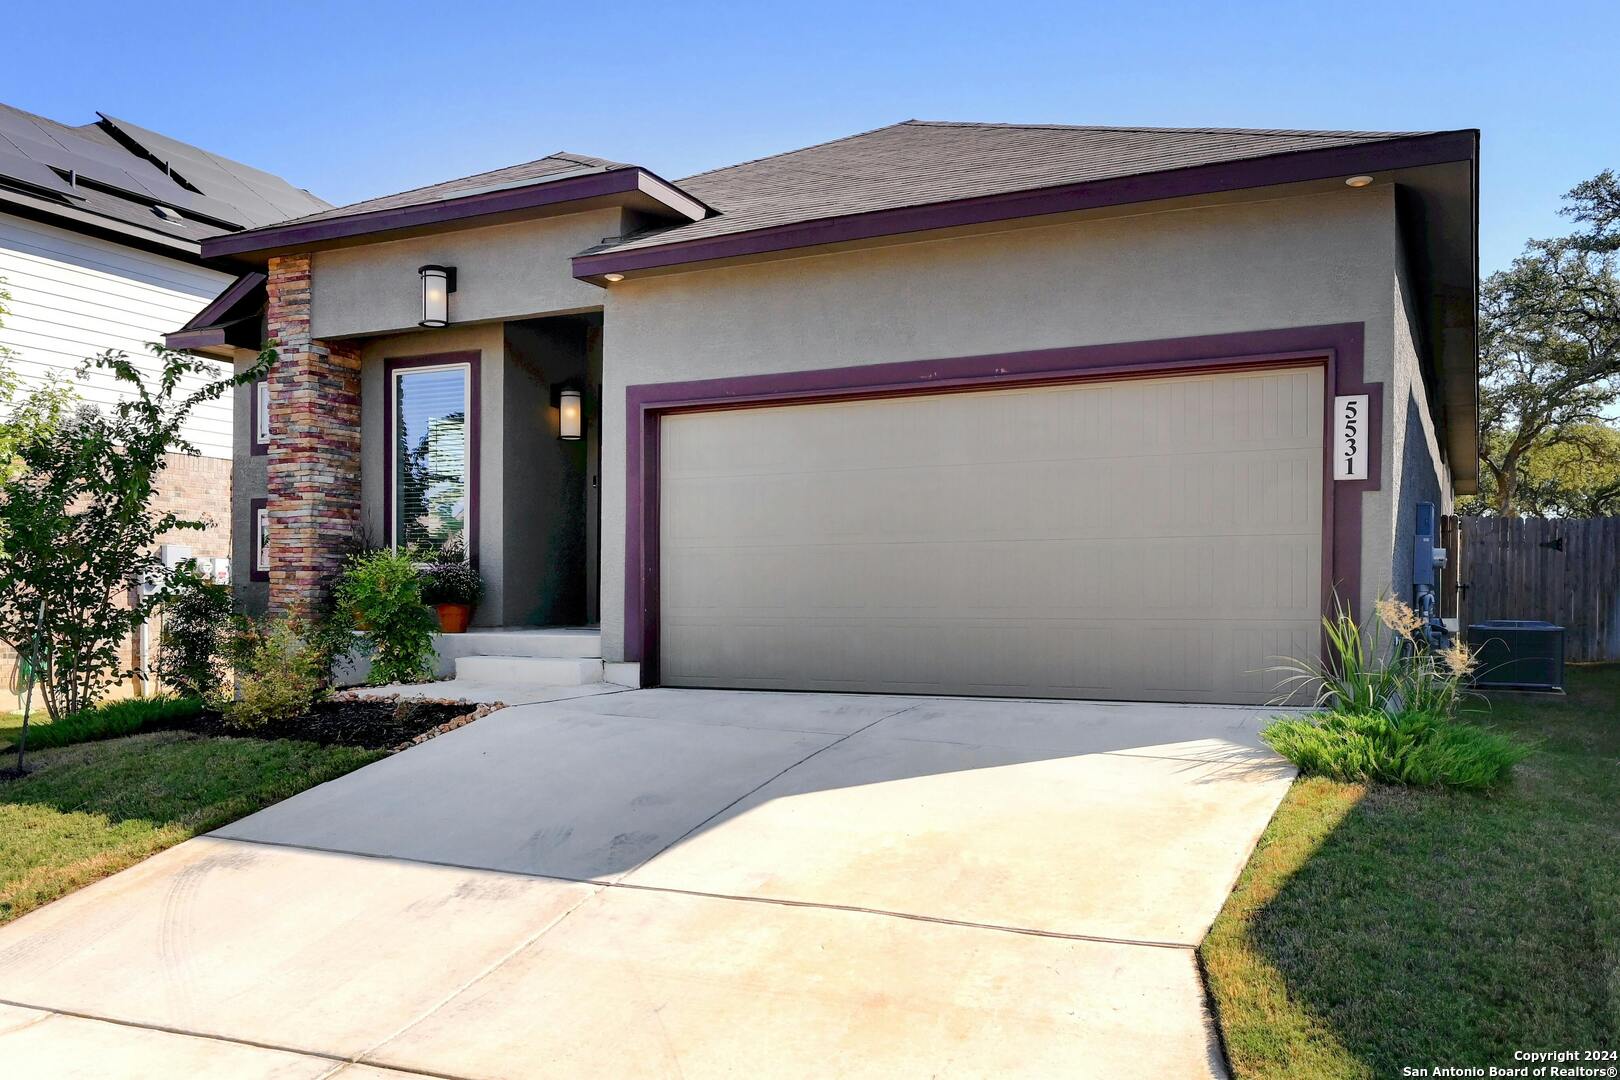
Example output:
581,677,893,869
391,362,472,560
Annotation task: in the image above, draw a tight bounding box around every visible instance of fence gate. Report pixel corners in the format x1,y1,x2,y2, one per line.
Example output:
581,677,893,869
1459,517,1620,662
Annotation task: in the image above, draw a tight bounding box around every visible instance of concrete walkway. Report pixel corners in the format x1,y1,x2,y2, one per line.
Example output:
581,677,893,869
0,689,1294,1078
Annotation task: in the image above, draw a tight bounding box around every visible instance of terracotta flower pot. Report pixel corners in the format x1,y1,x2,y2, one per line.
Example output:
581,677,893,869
435,603,472,634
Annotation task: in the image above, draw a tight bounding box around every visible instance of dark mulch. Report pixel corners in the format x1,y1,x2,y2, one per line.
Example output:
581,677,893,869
185,696,499,752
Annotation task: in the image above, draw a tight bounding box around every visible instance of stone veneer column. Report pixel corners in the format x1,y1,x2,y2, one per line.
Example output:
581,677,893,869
265,253,362,616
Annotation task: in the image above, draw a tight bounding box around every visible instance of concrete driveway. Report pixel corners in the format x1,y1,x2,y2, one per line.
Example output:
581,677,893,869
0,689,1293,1079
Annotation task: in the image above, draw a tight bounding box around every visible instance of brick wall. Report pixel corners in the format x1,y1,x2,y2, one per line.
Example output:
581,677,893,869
154,452,233,559
265,253,363,615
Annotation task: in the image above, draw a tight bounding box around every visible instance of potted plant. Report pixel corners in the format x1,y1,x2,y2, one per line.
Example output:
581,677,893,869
423,559,484,634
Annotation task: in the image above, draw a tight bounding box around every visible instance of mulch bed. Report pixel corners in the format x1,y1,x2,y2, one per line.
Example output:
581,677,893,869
185,695,503,752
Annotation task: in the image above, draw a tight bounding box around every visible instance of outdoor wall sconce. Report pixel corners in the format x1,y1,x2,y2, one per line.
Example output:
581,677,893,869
558,386,583,440
418,264,456,327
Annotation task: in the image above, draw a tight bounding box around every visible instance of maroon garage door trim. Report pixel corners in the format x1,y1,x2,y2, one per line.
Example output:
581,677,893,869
624,322,1381,687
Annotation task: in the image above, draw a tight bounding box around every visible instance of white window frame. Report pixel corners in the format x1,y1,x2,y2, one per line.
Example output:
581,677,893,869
255,506,271,573
255,379,271,446
389,361,473,561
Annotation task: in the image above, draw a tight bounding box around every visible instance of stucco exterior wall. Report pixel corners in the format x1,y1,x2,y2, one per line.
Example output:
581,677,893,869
232,352,270,615
1389,233,1453,602
599,185,1409,661
311,209,628,340
359,323,508,623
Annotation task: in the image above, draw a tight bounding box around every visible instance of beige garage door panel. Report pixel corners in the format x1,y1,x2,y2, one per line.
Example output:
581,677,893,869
660,367,1324,703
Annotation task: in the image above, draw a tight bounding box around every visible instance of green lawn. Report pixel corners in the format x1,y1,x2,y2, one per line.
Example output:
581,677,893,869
0,731,381,925
1202,664,1620,1078
0,709,43,749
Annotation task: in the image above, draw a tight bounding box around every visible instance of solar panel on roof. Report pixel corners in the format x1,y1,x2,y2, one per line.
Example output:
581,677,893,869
0,102,331,241
98,114,330,226
0,144,84,201
0,107,201,210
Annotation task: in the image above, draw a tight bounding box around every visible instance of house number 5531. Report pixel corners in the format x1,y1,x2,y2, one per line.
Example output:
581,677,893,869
1333,394,1370,481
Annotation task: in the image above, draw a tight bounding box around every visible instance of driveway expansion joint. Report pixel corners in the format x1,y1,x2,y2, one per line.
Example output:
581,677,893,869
350,883,604,1071
0,996,481,1080
639,700,930,860
205,834,1198,951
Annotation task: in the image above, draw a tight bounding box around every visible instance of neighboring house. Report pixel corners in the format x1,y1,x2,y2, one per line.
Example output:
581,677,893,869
173,121,1478,705
0,103,328,707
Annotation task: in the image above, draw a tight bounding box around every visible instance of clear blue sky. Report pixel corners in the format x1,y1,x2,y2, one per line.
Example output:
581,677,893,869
6,0,1616,273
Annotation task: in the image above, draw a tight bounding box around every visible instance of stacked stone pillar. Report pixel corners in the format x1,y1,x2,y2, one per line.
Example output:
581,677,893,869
264,254,362,616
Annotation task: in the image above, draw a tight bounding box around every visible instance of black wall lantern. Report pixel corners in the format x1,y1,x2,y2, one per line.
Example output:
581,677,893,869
418,264,457,327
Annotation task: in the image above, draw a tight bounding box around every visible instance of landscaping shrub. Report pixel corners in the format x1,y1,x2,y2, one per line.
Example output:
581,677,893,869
334,547,438,685
422,558,484,608
1261,709,1528,790
1264,598,1518,790
227,618,324,731
157,565,235,699
1271,596,1478,718
8,695,205,750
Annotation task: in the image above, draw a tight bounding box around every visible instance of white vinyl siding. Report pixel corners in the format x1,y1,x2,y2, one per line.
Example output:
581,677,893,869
0,212,234,458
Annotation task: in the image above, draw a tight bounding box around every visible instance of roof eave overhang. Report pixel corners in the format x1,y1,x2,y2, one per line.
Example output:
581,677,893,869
201,167,712,269
163,270,267,355
575,129,1481,496
573,131,1479,280
0,185,205,260
1390,143,1480,495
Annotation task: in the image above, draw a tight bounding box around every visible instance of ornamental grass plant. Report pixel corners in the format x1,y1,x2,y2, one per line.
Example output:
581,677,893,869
1263,598,1525,790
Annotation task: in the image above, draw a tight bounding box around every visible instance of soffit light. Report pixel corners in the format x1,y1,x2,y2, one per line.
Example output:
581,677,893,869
603,273,625,282
418,264,457,327
1345,175,1374,188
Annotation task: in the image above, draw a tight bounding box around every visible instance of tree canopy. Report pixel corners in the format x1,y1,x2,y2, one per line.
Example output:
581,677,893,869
1470,171,1620,516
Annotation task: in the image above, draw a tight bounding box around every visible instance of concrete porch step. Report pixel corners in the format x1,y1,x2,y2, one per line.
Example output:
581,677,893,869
436,628,601,660
454,655,604,687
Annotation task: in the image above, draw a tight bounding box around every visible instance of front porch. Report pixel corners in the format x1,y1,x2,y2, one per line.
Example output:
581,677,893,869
337,627,642,697
359,311,604,630
241,238,616,629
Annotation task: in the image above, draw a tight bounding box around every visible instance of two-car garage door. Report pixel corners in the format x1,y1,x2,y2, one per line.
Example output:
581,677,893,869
658,366,1324,704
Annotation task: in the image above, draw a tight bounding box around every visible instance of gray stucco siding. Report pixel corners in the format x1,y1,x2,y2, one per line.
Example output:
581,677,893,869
359,323,508,623
232,351,269,615
311,208,628,340
1388,234,1453,603
599,185,1407,662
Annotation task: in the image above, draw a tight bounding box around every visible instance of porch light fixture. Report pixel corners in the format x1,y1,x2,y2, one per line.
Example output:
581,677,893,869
1345,175,1374,188
603,272,625,282
559,387,583,440
418,264,456,327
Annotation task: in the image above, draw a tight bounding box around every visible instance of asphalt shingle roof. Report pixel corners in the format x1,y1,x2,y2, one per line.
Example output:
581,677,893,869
595,120,1431,254
268,152,634,228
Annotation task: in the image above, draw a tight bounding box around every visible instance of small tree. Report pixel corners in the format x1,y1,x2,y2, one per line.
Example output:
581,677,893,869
0,278,75,561
0,346,269,720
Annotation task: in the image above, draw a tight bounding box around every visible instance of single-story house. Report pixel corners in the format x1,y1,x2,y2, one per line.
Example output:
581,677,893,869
0,101,328,706
172,120,1478,705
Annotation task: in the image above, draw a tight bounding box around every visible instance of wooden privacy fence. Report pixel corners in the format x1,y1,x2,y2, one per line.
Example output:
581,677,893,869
1459,517,1620,662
